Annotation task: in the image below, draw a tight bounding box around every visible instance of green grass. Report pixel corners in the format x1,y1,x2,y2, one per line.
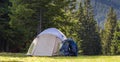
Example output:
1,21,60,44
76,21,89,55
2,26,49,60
0,53,120,62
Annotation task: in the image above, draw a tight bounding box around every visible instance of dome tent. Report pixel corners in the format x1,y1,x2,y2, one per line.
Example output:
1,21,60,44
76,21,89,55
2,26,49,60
27,28,66,56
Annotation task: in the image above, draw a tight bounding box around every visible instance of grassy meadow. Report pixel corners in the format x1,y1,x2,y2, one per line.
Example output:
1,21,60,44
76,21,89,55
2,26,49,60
0,53,120,62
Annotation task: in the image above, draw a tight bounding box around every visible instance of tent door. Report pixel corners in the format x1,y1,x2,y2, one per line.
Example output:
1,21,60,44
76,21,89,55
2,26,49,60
52,37,61,55
33,34,56,56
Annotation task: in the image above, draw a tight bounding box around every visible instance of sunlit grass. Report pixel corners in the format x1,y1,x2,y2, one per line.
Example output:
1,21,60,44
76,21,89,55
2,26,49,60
0,53,120,62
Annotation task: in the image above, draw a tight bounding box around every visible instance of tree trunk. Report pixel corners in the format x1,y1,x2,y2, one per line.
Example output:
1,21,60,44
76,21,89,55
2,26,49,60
37,9,42,34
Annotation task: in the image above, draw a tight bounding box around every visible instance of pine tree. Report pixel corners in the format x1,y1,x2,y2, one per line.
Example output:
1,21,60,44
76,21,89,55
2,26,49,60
0,0,10,52
9,0,41,52
103,7,117,55
58,0,77,37
78,0,101,55
111,22,120,55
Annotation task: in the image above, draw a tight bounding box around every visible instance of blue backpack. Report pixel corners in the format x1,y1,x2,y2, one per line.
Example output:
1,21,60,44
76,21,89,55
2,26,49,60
60,38,78,56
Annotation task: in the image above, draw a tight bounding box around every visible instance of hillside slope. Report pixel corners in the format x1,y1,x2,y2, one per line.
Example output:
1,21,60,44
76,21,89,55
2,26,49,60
77,0,120,28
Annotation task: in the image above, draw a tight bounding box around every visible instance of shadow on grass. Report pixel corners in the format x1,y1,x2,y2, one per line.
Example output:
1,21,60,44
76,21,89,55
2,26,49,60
0,52,107,59
0,52,27,57
27,55,103,59
49,55,102,59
